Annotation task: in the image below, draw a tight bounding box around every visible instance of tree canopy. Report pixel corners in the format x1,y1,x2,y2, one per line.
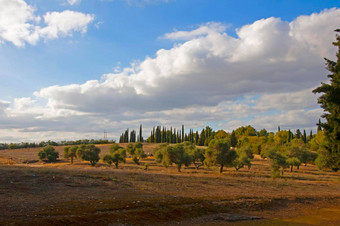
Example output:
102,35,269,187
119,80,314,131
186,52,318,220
313,29,340,171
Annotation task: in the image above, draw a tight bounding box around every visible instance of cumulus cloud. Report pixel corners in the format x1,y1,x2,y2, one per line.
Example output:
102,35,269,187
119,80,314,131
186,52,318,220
1,8,339,142
0,0,94,47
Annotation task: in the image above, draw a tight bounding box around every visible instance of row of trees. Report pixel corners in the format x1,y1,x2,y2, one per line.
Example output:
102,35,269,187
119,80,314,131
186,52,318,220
1,139,111,150
119,125,143,143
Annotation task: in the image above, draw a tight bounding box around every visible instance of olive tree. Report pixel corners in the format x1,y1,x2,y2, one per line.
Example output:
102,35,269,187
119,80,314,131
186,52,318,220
204,138,237,173
64,145,78,164
154,143,192,172
76,144,101,166
126,142,146,165
38,145,59,162
102,144,126,168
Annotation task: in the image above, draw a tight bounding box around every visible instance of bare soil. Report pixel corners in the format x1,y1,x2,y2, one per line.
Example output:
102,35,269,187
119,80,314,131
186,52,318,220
1,143,340,225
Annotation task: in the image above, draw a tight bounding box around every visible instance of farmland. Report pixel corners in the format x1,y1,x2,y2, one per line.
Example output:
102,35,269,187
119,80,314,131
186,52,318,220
1,143,340,225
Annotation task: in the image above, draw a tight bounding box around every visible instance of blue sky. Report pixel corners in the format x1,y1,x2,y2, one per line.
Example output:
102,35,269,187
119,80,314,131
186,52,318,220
0,0,339,142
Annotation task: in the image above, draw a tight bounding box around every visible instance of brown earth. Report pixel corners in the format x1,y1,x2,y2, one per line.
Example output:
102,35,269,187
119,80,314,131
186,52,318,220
0,143,340,225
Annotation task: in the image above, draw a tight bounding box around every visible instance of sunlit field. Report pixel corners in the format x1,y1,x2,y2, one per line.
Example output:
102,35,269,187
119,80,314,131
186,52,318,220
1,143,340,225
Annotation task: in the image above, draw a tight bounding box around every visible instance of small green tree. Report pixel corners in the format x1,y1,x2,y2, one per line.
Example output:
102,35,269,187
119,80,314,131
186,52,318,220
63,146,78,164
204,138,237,173
103,144,126,168
126,142,146,165
154,143,192,172
76,144,101,166
263,147,288,178
232,146,253,171
286,157,301,172
38,145,59,162
188,147,205,169
154,144,173,168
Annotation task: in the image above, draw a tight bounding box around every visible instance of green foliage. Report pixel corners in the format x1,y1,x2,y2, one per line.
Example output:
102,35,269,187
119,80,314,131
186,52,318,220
154,144,173,168
235,125,257,137
38,145,59,162
63,145,78,164
286,157,301,172
154,143,192,172
263,146,287,178
233,146,253,171
312,30,340,171
274,130,290,145
188,147,205,169
126,142,146,165
230,130,237,147
103,144,126,168
204,138,237,173
103,148,126,168
76,144,101,166
215,130,228,139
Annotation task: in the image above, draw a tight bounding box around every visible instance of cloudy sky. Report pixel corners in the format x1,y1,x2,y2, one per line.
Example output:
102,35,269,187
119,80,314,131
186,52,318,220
0,0,339,143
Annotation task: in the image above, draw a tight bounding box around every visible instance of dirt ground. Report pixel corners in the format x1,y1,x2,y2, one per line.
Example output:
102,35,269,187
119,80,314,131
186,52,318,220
1,143,340,225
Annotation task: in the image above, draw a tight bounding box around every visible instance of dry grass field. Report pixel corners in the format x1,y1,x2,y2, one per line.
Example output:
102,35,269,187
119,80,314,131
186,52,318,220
1,143,340,225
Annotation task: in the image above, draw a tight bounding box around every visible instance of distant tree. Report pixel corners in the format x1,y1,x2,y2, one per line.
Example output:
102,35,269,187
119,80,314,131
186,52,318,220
274,130,290,145
317,119,322,132
63,145,78,164
312,30,340,171
204,138,237,173
38,145,59,162
258,128,268,137
77,144,100,166
230,130,237,147
232,146,253,171
103,148,126,168
215,130,228,139
154,144,173,168
127,142,146,165
286,157,301,172
295,129,302,139
263,146,288,178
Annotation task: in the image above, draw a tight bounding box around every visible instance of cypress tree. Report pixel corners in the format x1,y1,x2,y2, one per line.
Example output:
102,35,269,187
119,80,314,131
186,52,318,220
313,29,340,170
303,130,307,144
182,125,184,142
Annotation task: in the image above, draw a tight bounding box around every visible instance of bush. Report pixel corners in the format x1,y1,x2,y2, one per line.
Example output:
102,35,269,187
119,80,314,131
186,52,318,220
76,144,100,166
38,145,59,162
102,144,126,168
64,146,78,164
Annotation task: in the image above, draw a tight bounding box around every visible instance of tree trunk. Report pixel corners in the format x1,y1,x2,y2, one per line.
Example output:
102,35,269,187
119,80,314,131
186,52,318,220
290,165,293,172
71,156,73,164
115,163,118,169
220,164,224,173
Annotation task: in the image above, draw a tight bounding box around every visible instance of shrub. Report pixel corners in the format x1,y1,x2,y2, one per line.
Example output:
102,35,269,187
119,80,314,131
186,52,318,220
64,145,78,164
76,144,100,166
38,145,59,162
103,144,126,168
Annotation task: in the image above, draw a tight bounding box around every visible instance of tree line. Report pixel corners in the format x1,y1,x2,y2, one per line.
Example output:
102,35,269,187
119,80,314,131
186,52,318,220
0,139,112,150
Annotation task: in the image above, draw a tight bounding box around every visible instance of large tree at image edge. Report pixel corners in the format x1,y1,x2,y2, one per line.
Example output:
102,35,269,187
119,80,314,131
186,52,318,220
313,29,340,171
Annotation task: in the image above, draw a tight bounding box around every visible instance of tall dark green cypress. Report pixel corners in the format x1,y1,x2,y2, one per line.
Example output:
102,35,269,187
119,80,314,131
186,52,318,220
303,130,307,144
182,125,184,142
139,125,143,142
313,30,340,170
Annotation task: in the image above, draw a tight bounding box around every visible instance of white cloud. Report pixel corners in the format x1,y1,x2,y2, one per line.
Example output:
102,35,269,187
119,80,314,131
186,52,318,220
0,0,94,47
1,8,339,142
164,22,228,40
67,0,81,6
40,10,95,39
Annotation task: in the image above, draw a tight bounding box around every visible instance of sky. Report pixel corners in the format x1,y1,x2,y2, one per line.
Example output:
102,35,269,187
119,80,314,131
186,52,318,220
0,0,340,143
